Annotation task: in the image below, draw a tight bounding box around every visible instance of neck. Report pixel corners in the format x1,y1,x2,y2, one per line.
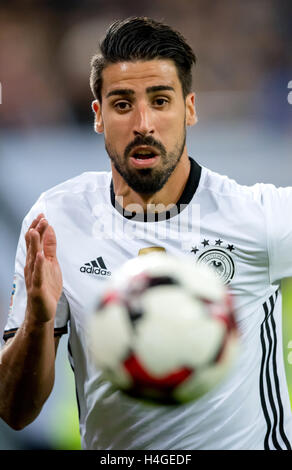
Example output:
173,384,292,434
111,151,191,213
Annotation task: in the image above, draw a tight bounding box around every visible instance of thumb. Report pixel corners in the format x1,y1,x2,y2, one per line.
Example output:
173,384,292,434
43,225,57,259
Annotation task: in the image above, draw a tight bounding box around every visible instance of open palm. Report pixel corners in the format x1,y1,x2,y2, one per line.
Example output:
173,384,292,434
24,214,63,323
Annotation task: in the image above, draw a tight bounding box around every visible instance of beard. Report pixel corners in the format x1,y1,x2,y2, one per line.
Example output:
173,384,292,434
105,127,186,195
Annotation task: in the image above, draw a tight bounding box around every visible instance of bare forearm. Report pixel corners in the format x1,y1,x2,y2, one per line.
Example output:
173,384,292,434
0,316,56,430
0,214,63,430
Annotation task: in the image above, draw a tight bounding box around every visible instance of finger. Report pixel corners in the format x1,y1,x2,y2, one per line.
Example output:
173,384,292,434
35,218,49,246
25,230,38,286
29,213,45,230
30,229,41,259
32,252,44,289
25,229,36,268
28,214,45,234
25,214,45,251
27,230,41,279
43,225,57,260
25,230,31,254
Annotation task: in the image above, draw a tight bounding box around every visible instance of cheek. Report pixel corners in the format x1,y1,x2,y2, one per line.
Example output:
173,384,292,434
103,120,131,156
103,114,130,140
158,105,185,130
157,112,185,141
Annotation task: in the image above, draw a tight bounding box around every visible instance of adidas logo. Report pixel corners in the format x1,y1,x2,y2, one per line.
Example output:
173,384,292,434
80,257,111,276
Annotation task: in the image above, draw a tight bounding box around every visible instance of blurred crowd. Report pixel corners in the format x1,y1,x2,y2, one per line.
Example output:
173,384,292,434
0,0,291,128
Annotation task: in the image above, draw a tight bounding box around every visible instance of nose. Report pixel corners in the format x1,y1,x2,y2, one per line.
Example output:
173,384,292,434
133,103,155,137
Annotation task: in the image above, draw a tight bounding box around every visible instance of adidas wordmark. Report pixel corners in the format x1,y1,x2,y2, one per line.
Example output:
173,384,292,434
80,257,111,276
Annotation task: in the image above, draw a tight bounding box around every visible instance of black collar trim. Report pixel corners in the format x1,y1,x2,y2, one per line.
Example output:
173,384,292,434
110,157,201,222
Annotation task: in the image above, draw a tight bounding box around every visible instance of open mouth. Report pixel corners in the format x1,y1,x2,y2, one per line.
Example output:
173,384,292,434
129,148,160,169
130,148,158,160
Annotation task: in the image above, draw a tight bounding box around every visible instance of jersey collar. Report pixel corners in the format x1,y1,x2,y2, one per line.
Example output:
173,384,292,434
110,157,202,222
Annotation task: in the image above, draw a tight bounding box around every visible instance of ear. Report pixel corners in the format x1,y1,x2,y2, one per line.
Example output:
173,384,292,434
92,100,104,133
185,93,197,126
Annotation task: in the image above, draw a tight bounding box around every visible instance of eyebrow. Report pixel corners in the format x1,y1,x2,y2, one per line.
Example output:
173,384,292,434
106,89,134,98
106,85,175,99
146,85,175,94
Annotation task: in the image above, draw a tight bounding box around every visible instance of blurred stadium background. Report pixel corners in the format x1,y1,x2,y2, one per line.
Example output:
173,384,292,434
0,0,291,449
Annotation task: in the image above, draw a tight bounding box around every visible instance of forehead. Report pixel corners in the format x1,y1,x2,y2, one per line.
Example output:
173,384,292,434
101,59,181,96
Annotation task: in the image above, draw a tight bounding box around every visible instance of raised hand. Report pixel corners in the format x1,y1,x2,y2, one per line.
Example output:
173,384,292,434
24,213,63,324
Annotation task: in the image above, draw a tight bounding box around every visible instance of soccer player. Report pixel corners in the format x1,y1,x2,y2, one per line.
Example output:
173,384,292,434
1,17,292,450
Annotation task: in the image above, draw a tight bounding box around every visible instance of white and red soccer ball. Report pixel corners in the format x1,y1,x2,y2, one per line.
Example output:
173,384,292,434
87,253,238,404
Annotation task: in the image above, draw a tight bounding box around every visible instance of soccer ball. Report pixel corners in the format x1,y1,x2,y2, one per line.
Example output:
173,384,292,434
87,253,239,404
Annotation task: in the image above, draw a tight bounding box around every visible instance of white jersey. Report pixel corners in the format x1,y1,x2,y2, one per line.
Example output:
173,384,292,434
4,161,292,450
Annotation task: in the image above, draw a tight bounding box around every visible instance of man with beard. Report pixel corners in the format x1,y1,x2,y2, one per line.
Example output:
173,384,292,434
1,17,292,450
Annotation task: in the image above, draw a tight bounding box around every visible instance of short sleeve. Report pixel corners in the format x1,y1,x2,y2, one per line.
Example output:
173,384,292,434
261,184,292,284
3,196,70,342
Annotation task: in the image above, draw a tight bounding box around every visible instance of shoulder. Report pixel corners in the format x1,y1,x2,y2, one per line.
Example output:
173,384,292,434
41,171,112,202
24,171,112,223
200,166,286,206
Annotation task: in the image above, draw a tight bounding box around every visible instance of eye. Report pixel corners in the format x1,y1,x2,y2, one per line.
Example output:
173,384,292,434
114,101,132,112
153,97,169,107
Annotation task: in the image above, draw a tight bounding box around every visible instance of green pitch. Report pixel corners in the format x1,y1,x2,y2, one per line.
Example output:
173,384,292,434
282,278,292,407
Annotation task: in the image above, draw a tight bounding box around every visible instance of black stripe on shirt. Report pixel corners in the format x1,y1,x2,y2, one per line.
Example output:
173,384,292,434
67,340,81,421
54,326,68,337
3,325,68,342
260,290,291,450
2,327,19,341
259,301,273,449
263,298,281,449
269,294,292,450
